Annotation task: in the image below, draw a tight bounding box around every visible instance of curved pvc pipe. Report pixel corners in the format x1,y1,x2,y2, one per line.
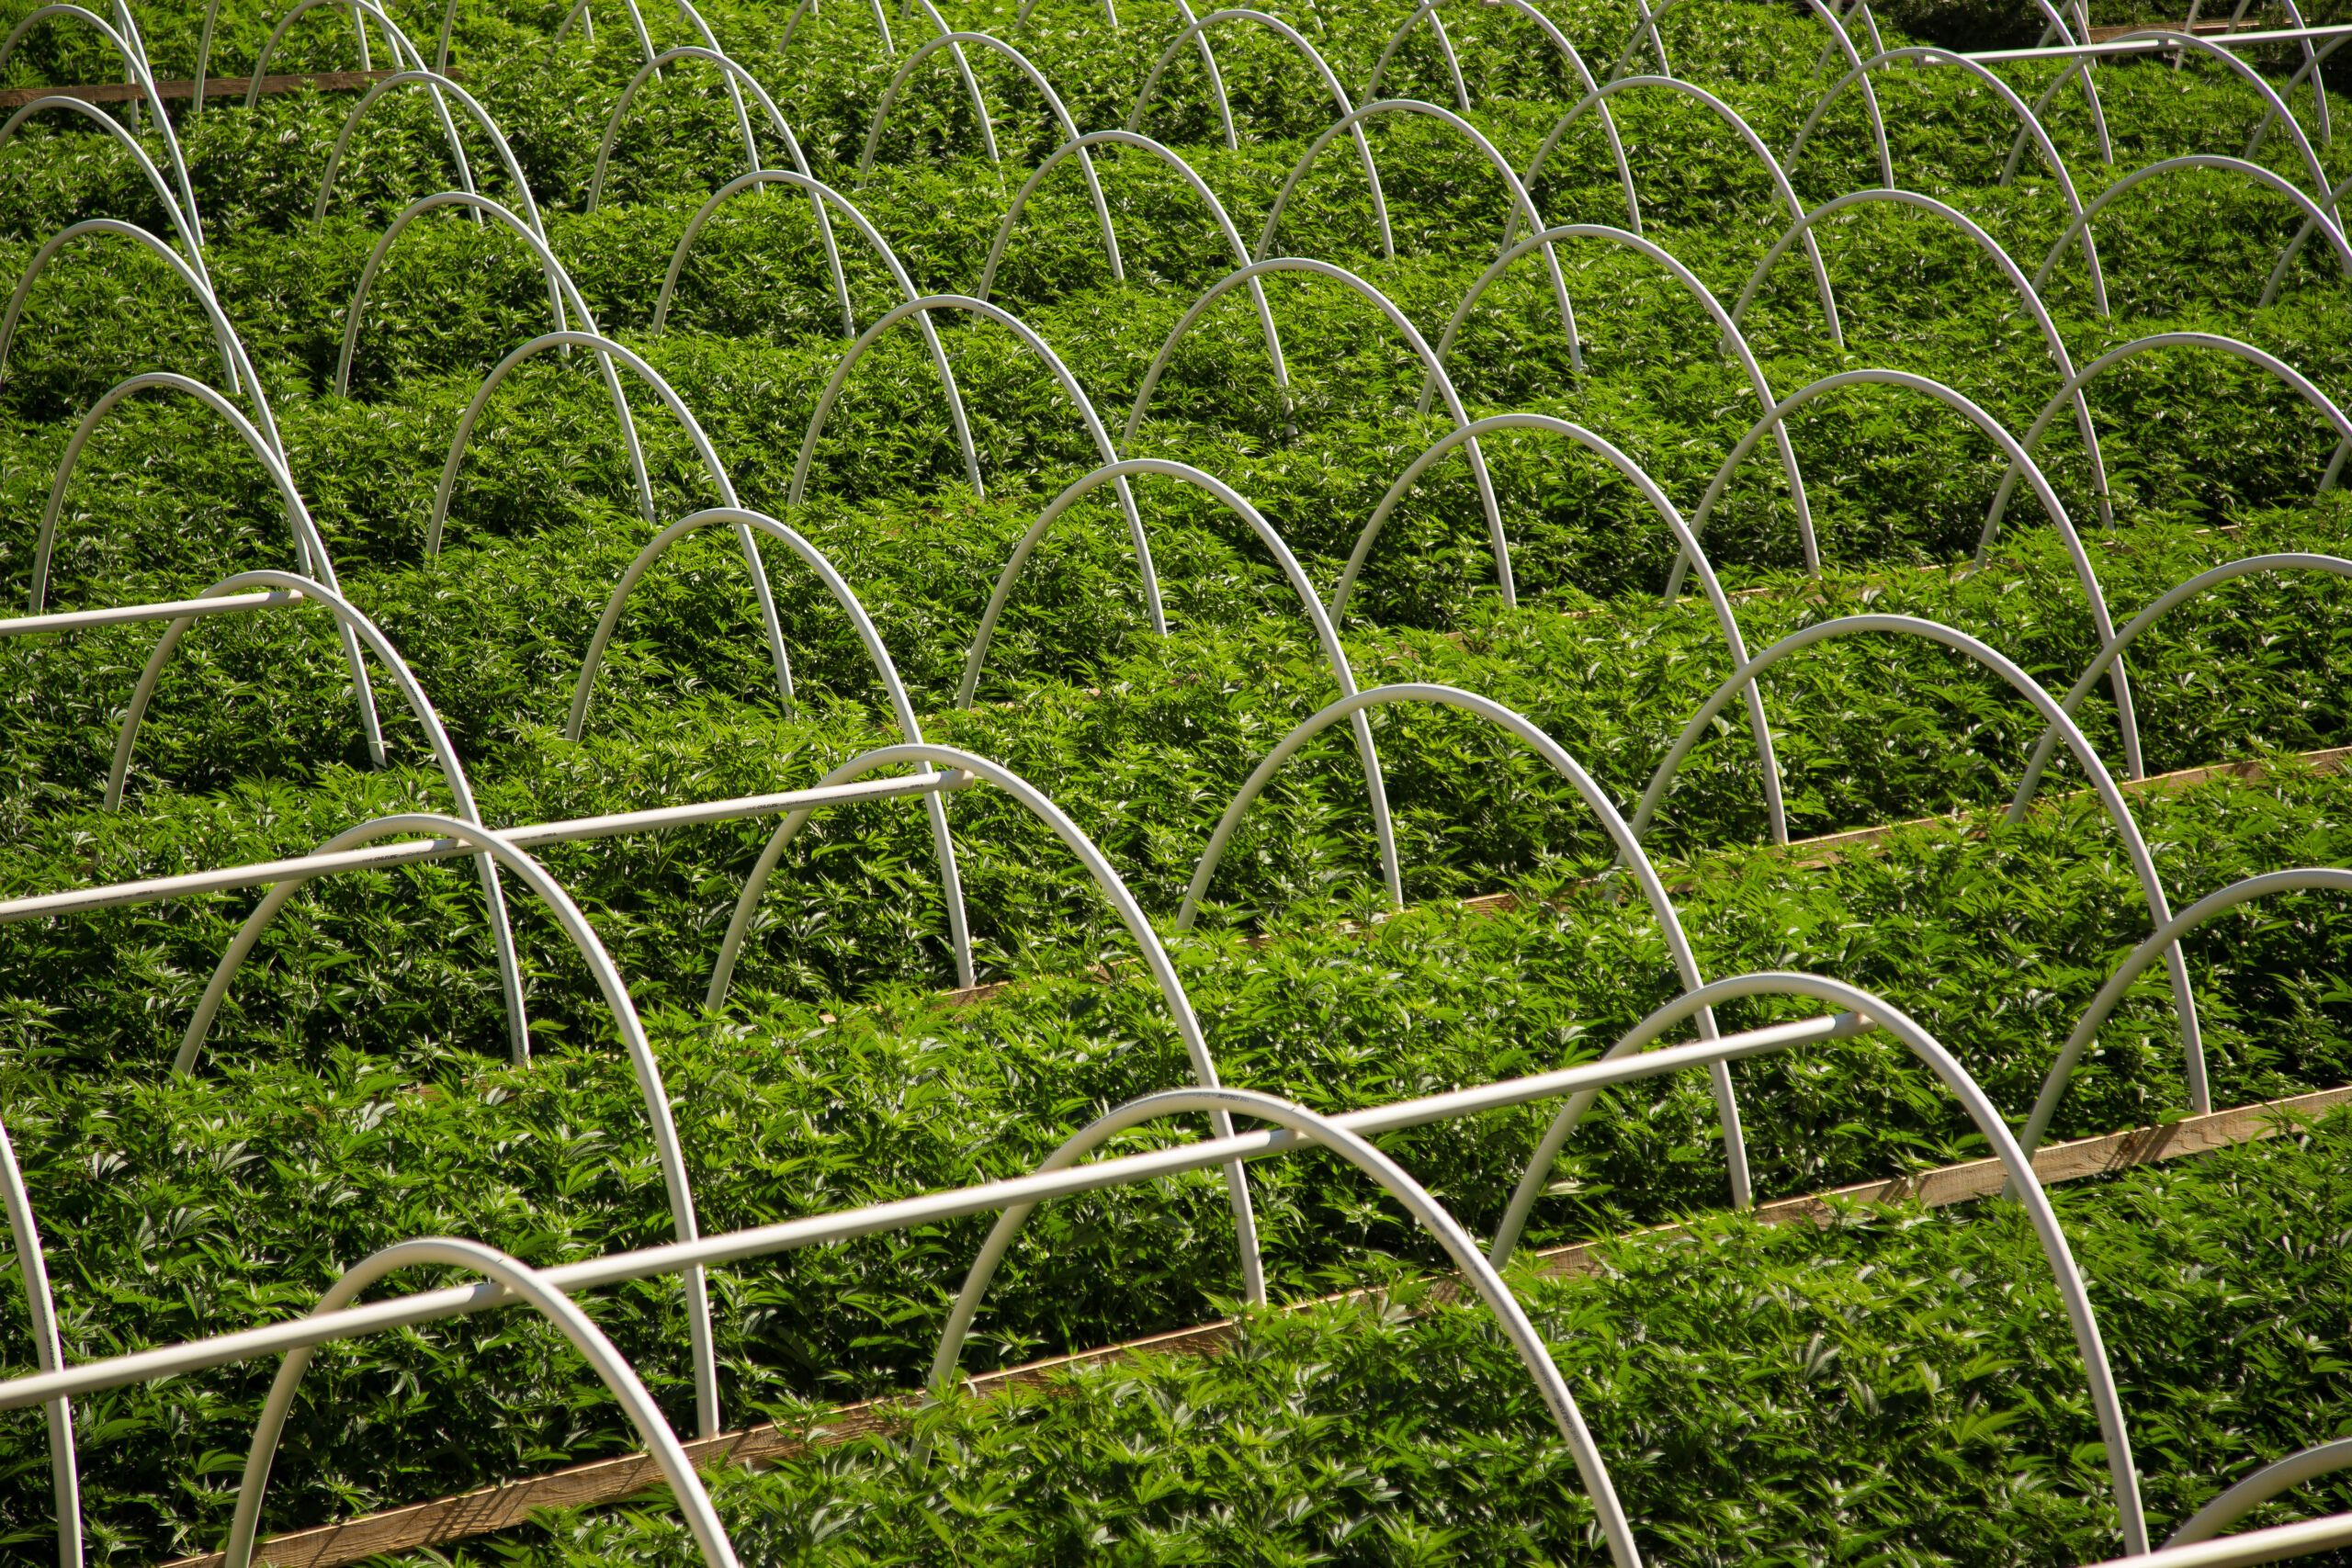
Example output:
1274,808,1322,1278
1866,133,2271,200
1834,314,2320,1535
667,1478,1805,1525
1417,224,1812,587
1178,681,1752,1209
977,130,1287,398
137,570,527,1069
1516,77,1843,346
2169,1438,2352,1547
1729,187,2114,531
0,98,209,285
2008,555,2352,818
584,40,846,351
2109,31,2337,220
1360,0,1642,232
1488,969,2148,1554
706,741,1268,1307
31,370,387,770
1,217,252,430
0,1110,79,1568
777,0,897,59
2257,165,2352,307
221,1236,737,1568
857,32,1120,281
787,294,1166,635
1255,99,1579,370
549,0,658,67
1122,257,1511,606
429,329,797,708
652,168,979,495
569,505,974,987
925,1085,1645,1568
250,0,479,210
185,813,721,1436
334,190,655,525
1789,48,2105,308
1634,614,2204,1116
1979,333,2352,558
1662,367,2146,781
961,457,1402,907
1127,9,1393,257
1329,412,1788,843
313,71,538,237
0,4,202,260
1611,0,1894,188
2023,867,2352,1156
2028,155,2352,309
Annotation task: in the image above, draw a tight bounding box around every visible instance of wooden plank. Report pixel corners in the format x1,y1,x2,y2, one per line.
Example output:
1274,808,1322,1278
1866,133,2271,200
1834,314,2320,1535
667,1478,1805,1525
164,1082,2352,1568
0,67,438,110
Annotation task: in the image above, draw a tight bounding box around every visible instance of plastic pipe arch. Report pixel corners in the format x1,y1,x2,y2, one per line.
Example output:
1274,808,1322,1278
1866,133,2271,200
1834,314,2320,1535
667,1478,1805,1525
924,1084,1646,1568
571,505,978,990
1634,613,2208,1117
0,1109,79,1568
183,810,726,1439
1490,969,2151,1554
705,741,1270,1307
1180,679,1755,1209
124,570,529,1070
222,1237,739,1568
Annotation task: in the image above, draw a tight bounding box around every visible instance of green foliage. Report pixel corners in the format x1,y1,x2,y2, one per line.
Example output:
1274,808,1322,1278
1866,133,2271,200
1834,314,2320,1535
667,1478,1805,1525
1,0,2350,1557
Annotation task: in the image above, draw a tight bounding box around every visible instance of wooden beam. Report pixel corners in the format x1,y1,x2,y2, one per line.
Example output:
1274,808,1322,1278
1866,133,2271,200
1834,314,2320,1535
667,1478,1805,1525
163,1082,2352,1568
0,67,443,110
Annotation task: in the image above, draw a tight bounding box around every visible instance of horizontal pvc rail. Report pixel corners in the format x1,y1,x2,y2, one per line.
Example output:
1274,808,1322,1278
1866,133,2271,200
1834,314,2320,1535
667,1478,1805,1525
221,1237,739,1568
1966,20,2352,61
958,456,1401,907
0,590,298,638
0,772,973,926
1657,367,2147,783
2007,554,2352,818
703,741,1269,1307
1729,187,2114,532
2098,1510,2352,1568
1634,613,2204,1117
1514,77,1843,347
1176,679,1754,1211
1329,412,1788,846
2168,1439,2352,1547
1977,333,2352,556
430,330,797,709
28,369,388,771
2018,868,2352,1156
1414,225,1813,603
1121,257,1510,605
336,190,656,525
787,294,1166,635
976,130,1287,397
857,33,1119,279
0,1110,78,1568
925,1084,1645,1568
0,1008,1868,1413
570,505,976,989
652,168,981,495
119,570,529,1070
1126,9,1393,257
1488,969,2149,1554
